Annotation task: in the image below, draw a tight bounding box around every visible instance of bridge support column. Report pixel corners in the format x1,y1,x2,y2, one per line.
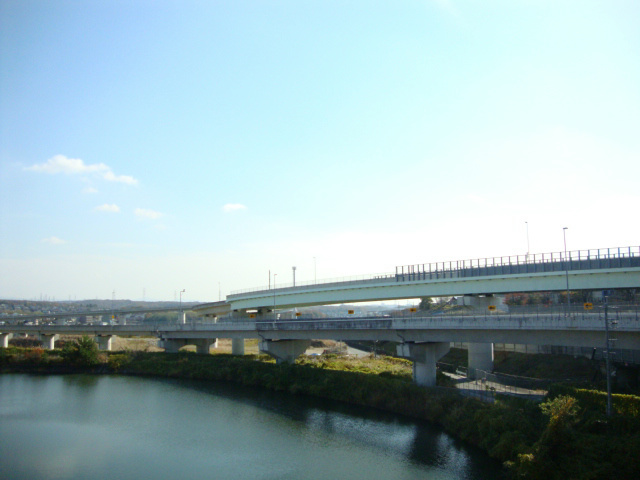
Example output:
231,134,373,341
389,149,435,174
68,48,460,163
1,333,13,348
194,338,217,354
460,294,507,312
232,338,245,355
159,338,190,353
468,343,494,379
397,342,450,387
39,334,59,350
260,340,310,364
95,335,114,351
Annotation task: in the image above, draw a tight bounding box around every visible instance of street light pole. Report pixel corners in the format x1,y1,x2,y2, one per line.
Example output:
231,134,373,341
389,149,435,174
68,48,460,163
273,274,277,321
563,227,571,315
525,221,530,261
179,289,186,324
292,266,296,287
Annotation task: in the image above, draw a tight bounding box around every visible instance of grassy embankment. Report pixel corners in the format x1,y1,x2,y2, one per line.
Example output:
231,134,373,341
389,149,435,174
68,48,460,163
1,341,639,479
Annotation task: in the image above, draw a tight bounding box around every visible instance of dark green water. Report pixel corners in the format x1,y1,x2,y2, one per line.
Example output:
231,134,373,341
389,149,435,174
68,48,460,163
0,375,503,479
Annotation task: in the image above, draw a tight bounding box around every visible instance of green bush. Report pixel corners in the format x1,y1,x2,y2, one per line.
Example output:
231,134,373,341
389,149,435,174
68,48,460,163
60,335,101,368
548,384,640,417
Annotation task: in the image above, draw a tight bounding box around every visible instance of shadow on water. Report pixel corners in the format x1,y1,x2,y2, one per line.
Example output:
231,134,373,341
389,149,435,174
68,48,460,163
163,376,505,478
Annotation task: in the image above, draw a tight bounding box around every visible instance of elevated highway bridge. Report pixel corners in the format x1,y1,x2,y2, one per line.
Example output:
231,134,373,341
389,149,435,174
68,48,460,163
2,245,639,387
196,246,640,316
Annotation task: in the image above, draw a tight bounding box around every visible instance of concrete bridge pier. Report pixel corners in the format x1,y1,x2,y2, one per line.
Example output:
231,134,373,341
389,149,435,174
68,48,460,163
232,338,245,355
159,338,190,353
194,338,217,354
460,294,507,312
260,339,311,364
159,338,217,354
468,342,494,379
95,335,114,351
1,333,13,348
39,334,59,350
397,342,450,387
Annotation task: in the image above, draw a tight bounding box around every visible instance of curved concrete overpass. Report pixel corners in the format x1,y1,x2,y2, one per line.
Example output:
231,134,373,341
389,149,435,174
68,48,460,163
194,246,640,317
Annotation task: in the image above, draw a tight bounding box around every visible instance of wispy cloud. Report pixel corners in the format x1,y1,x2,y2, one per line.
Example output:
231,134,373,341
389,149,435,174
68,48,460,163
83,186,99,194
135,208,163,220
42,236,66,245
222,203,248,213
95,203,120,213
26,155,138,185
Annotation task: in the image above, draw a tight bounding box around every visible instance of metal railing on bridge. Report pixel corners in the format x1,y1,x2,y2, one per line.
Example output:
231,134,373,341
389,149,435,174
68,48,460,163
229,246,639,296
395,246,640,281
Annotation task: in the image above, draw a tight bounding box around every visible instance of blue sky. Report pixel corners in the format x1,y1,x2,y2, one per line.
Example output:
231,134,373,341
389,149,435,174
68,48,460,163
1,0,639,302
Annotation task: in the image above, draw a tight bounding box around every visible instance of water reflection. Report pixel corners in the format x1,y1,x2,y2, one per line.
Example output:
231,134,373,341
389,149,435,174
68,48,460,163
0,375,504,480
170,377,504,478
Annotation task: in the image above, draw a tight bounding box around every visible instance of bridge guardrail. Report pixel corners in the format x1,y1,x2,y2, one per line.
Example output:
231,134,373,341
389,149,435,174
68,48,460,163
254,309,640,332
396,246,640,281
228,246,639,297
2,304,638,328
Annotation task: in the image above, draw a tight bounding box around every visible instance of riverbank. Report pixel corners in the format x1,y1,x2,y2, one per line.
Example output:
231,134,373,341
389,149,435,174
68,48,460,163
2,344,639,479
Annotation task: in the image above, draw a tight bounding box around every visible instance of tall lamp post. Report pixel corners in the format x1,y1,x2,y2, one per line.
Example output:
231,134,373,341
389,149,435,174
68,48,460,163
525,221,530,261
273,274,277,321
179,289,185,324
563,227,570,315
292,266,296,287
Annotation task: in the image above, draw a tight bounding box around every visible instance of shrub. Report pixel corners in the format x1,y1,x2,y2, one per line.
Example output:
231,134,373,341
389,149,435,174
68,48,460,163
60,335,101,368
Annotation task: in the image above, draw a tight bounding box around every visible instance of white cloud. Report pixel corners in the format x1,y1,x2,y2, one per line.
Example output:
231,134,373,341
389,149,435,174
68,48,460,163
222,203,248,213
26,155,138,185
95,204,120,213
102,170,138,185
41,236,66,245
83,186,99,194
135,208,163,220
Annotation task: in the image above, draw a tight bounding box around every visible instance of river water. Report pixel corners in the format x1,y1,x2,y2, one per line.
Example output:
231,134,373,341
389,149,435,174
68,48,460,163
0,375,503,479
